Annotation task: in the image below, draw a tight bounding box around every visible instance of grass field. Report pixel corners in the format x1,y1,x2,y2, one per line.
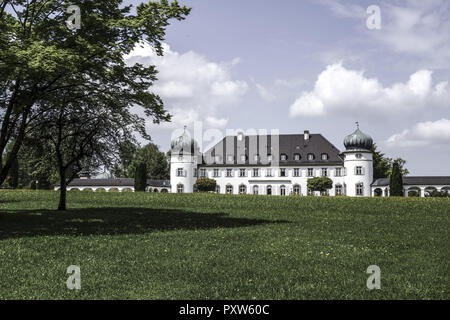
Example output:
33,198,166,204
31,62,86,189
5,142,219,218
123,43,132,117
0,190,448,300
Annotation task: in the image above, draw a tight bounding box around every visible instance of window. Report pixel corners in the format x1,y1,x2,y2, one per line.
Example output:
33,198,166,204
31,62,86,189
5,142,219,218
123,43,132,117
177,184,184,193
294,153,301,161
267,154,272,162
178,155,183,161
227,155,234,162
293,185,301,195
356,166,363,175
307,168,314,177
307,153,315,161
335,168,342,177
239,185,247,194
293,168,300,177
356,153,362,159
280,168,286,177
321,153,329,160
215,185,220,193
226,185,233,194
240,155,246,162
322,168,328,177
193,168,198,177
213,169,220,177
280,154,287,161
253,185,259,195
254,155,260,162
266,169,273,177
253,168,259,177
356,183,363,196
239,169,246,177
280,185,286,196
200,169,206,178
335,184,343,195
267,185,272,195
226,169,233,177
215,155,222,163
177,168,184,177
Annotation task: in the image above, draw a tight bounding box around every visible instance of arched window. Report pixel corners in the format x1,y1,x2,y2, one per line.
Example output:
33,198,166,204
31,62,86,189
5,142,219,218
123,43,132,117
280,185,286,196
293,184,301,195
253,185,259,195
307,153,315,161
239,184,247,194
226,184,233,194
267,185,272,195
177,184,184,193
356,183,364,196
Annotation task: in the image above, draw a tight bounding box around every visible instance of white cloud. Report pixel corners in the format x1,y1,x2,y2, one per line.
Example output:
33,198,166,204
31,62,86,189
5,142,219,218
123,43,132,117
386,118,450,148
255,83,276,102
320,0,450,68
124,42,248,130
289,63,449,118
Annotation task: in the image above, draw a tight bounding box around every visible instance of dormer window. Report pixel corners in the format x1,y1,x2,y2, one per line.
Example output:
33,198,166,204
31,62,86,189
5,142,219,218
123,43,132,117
268,154,272,162
215,155,222,163
280,154,288,161
254,154,260,162
240,155,246,162
307,153,315,161
227,155,234,162
321,153,329,160
294,153,301,161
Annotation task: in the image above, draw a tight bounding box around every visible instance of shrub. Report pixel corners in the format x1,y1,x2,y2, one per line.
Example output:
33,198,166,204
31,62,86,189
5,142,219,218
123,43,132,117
307,177,333,194
426,190,449,198
194,178,217,192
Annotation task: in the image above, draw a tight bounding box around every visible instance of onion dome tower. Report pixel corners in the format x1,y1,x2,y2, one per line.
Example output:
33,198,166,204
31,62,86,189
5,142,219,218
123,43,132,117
343,122,374,196
170,127,199,193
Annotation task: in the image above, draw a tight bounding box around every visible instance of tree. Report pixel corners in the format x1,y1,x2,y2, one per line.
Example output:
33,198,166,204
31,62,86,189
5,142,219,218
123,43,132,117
389,161,404,196
0,0,191,186
134,162,147,192
307,177,333,195
113,142,169,180
371,144,409,179
194,178,217,192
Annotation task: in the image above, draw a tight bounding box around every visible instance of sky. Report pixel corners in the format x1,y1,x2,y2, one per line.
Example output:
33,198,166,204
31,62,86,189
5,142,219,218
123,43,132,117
124,0,450,176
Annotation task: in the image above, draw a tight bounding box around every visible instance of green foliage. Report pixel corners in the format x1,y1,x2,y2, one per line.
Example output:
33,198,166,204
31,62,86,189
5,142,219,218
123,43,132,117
0,0,191,208
134,162,147,192
194,178,217,192
371,144,409,179
113,142,170,180
389,161,404,196
0,190,448,299
307,177,333,193
426,190,449,198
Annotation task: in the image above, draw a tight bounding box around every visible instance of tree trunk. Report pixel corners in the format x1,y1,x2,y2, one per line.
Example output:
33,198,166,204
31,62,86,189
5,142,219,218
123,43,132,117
58,169,67,211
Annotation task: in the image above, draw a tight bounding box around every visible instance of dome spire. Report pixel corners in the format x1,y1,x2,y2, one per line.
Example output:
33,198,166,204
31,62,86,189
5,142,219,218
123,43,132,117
355,121,359,129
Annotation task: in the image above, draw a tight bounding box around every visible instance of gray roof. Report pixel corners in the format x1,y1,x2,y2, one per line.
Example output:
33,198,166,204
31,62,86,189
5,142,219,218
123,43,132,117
201,134,344,166
372,176,450,187
59,178,170,188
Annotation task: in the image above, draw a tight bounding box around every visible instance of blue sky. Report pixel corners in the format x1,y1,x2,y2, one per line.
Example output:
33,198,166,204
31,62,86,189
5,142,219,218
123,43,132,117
125,0,450,175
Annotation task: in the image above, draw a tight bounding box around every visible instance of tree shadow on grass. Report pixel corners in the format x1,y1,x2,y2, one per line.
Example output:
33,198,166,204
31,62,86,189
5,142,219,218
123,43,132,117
0,207,288,239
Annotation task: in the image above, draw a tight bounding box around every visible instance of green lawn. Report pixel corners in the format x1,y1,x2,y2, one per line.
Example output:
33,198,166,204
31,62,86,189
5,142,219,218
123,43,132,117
0,190,448,299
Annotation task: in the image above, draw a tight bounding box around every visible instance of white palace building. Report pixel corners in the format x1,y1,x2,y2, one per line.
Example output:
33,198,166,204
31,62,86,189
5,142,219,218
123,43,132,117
169,126,450,197
56,126,450,197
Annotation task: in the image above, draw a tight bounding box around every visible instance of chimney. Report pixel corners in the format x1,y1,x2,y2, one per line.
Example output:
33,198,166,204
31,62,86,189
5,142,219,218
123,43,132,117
304,130,310,141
